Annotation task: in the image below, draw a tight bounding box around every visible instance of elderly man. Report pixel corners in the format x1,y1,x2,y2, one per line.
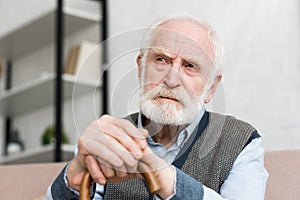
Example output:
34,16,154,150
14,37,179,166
47,16,268,199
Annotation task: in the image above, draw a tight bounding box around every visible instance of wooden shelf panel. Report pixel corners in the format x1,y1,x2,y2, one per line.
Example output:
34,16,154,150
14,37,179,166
0,73,100,117
0,144,75,164
0,1,101,60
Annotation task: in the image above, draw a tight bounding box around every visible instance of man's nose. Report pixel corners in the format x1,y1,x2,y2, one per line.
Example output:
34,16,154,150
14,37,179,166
163,62,182,88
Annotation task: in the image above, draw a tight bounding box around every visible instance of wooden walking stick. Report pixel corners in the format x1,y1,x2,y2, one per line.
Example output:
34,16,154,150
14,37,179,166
79,171,92,200
79,162,161,200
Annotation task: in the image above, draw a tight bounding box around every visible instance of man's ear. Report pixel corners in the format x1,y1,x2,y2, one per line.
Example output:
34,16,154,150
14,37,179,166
136,54,143,79
204,73,223,104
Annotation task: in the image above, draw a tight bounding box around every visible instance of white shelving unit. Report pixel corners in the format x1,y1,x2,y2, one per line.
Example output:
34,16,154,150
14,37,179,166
0,73,100,117
0,0,101,60
0,0,102,164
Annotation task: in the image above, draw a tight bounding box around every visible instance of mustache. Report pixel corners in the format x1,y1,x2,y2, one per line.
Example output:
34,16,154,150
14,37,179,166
143,85,189,105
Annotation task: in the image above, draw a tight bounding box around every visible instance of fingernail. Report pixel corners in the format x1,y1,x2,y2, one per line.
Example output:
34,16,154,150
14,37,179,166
140,140,147,149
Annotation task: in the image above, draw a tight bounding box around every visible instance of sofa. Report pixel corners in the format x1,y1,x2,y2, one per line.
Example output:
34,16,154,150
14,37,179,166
0,150,299,200
264,150,300,200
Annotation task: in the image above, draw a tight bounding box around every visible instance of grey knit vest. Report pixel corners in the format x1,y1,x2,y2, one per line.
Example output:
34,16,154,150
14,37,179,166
103,112,256,199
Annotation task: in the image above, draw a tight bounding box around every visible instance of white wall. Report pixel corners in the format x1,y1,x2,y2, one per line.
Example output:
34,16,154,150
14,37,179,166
108,0,300,151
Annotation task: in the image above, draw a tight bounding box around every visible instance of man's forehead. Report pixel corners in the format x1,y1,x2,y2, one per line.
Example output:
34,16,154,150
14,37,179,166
148,21,214,61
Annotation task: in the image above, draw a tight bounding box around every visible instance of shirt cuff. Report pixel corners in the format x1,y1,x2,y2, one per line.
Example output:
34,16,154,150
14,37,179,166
63,162,80,196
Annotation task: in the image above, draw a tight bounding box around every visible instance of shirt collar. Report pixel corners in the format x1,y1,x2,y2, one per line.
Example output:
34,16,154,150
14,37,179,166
138,107,205,143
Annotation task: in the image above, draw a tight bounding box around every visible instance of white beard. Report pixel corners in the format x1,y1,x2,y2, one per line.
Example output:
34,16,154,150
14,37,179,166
139,83,209,125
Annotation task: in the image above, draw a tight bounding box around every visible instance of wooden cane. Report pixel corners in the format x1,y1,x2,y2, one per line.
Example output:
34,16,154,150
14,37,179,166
79,171,92,200
79,162,161,200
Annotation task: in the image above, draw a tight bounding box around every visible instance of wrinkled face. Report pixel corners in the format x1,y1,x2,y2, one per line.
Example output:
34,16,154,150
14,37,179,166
138,20,216,125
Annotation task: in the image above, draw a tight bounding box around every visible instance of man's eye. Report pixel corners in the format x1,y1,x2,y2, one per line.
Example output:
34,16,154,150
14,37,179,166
184,63,200,74
186,63,199,70
155,56,167,63
186,63,196,68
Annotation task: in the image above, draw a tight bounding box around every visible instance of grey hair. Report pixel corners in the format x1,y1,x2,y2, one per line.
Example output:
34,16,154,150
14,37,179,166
140,15,223,80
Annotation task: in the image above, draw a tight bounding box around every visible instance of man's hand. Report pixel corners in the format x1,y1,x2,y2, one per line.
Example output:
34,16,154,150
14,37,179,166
66,114,176,199
66,114,148,191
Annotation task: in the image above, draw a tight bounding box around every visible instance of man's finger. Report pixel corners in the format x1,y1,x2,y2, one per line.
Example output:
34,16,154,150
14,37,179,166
85,155,107,185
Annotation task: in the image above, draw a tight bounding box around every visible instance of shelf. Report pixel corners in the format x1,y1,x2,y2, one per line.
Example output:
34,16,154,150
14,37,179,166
0,144,75,164
0,0,101,60
0,73,100,117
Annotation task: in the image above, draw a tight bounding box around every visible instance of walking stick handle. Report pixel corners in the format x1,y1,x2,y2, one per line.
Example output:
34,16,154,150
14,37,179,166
79,162,161,200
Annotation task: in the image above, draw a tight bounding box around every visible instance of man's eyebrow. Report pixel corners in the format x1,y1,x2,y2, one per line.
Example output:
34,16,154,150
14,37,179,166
149,47,212,67
151,47,176,58
183,55,201,64
182,54,213,68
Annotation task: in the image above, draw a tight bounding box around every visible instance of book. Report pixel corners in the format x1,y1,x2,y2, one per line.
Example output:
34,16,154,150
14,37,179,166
65,45,80,75
64,41,101,82
0,61,6,92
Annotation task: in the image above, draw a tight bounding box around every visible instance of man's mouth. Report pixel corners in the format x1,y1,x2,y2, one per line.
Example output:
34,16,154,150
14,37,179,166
155,96,179,102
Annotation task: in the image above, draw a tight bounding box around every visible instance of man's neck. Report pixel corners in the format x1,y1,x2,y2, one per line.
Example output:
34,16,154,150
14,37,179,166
142,117,187,148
